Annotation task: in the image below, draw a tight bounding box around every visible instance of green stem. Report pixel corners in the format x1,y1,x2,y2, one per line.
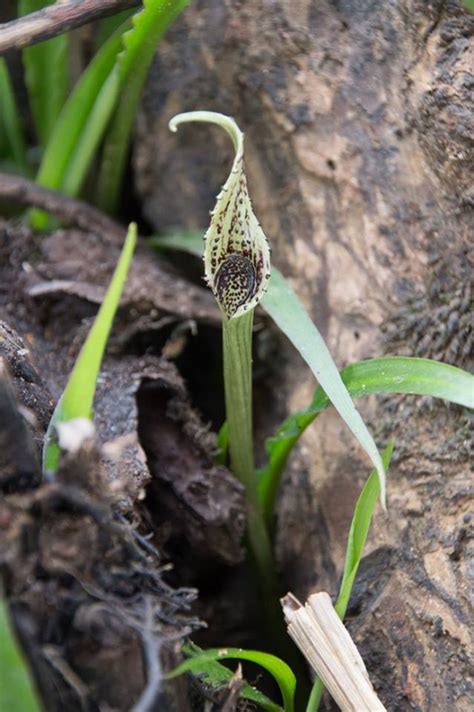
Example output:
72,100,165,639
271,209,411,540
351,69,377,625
222,311,277,606
223,312,313,700
305,680,324,712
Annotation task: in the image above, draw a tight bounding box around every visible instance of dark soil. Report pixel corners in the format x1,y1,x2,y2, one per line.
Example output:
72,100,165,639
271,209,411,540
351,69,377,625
0,218,283,711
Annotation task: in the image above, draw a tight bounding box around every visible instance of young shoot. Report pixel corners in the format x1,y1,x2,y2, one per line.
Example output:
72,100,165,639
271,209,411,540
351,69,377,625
169,111,276,608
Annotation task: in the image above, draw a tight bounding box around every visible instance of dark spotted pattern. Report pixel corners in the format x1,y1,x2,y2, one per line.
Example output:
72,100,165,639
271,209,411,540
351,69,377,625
214,254,256,317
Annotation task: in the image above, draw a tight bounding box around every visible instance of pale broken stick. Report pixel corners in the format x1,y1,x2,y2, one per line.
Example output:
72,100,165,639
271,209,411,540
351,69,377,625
0,0,140,54
282,592,386,712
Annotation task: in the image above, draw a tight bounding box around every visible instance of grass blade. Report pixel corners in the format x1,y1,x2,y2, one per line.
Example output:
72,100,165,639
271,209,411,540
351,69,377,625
336,442,394,618
61,69,121,197
0,58,29,174
168,644,295,712
32,20,129,229
261,267,386,506
307,443,394,712
96,0,190,214
173,642,284,712
0,597,42,712
19,0,69,148
258,356,474,524
34,0,188,228
43,223,137,473
93,59,146,213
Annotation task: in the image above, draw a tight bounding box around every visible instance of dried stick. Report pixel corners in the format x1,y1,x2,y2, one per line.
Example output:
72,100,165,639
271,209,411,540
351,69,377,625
0,172,124,241
282,592,386,712
0,0,140,53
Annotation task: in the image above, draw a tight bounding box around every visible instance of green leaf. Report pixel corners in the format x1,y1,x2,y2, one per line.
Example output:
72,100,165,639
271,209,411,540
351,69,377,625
167,643,295,712
19,0,69,148
336,442,394,618
175,642,283,712
96,0,189,214
0,597,42,712
463,0,474,12
32,19,129,228
60,69,121,197
261,267,386,507
258,355,474,525
307,443,394,712
43,223,137,473
33,0,188,228
147,230,204,255
215,420,229,465
0,58,29,174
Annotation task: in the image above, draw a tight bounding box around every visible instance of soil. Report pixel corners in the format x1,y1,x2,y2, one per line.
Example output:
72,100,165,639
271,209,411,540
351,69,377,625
0,219,263,711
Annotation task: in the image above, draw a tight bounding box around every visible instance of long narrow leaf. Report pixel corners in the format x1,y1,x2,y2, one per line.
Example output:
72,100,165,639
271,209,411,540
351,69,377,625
61,69,121,197
0,598,42,712
175,642,283,712
307,443,394,712
261,267,386,507
0,58,29,174
168,645,295,712
32,20,129,228
336,442,394,618
96,0,189,214
35,0,188,225
19,0,69,148
43,223,137,473
258,355,474,523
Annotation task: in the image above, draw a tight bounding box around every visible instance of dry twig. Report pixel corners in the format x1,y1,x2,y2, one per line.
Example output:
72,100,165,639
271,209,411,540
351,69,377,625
282,592,386,712
0,172,124,241
0,0,140,53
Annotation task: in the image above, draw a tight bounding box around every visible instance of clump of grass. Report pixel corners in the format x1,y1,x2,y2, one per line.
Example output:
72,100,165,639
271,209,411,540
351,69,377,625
0,0,189,227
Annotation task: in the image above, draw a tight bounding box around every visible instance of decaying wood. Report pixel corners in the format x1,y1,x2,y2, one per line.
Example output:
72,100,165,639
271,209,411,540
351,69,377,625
283,592,386,712
0,357,40,492
0,0,140,53
134,1,473,708
0,173,124,241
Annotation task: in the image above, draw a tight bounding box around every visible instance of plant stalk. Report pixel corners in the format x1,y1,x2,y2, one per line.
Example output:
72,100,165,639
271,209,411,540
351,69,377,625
222,311,277,605
223,312,313,701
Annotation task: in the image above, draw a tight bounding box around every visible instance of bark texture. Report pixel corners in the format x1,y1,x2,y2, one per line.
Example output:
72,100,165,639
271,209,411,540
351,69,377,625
133,1,473,709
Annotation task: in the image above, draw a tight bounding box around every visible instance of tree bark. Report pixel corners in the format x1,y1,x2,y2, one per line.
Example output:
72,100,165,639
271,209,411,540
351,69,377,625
133,0,473,709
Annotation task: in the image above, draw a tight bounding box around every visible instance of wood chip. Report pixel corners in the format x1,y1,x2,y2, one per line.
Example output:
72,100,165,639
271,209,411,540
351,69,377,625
282,592,386,712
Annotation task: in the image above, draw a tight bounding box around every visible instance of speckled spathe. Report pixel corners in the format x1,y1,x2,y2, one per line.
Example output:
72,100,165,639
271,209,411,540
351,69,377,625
169,111,271,319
